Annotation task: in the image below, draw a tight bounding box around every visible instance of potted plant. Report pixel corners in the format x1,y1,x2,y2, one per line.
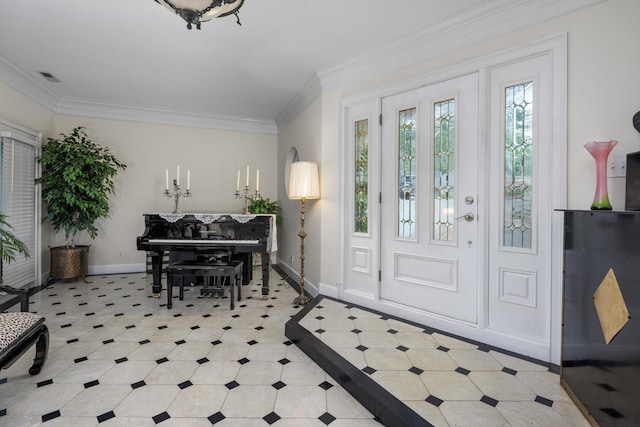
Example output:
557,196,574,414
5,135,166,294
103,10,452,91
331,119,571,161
247,195,281,224
35,127,126,280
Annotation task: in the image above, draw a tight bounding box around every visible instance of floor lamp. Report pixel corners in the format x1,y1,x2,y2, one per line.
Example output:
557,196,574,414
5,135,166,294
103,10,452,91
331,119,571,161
288,161,320,305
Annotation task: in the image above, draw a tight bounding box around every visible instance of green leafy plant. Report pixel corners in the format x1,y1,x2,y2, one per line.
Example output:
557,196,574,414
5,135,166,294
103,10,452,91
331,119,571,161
0,213,30,283
247,196,282,224
35,127,126,247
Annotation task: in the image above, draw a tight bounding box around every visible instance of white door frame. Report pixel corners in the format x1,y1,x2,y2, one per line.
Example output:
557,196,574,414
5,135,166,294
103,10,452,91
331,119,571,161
339,34,566,364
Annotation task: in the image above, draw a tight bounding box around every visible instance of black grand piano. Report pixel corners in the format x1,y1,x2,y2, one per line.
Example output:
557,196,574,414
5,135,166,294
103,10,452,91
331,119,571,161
136,213,274,298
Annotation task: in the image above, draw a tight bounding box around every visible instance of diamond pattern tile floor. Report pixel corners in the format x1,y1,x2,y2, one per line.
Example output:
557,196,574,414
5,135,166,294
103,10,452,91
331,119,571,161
0,268,590,426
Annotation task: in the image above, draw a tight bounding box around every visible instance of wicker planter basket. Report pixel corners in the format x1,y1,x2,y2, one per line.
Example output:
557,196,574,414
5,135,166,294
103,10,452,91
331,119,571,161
49,246,89,281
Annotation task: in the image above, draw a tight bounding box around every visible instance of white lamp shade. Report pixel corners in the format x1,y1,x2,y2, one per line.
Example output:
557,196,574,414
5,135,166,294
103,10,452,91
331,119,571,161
289,161,320,200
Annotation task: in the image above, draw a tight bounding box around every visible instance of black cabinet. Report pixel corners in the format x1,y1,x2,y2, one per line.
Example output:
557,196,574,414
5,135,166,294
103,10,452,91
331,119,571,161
561,210,640,426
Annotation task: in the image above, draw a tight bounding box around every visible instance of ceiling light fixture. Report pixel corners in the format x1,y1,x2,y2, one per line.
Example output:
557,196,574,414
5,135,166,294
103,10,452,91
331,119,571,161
154,0,244,30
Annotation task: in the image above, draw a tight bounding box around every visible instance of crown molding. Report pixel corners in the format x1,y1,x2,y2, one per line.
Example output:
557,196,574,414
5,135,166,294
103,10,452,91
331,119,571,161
56,97,278,135
317,0,605,91
0,54,277,135
275,75,322,133
0,54,59,111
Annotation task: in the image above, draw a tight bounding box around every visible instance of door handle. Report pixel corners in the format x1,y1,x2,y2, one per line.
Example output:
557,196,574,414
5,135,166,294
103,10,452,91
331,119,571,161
456,213,475,222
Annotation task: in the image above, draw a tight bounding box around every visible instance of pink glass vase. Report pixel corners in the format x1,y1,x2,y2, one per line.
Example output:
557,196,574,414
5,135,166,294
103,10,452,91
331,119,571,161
584,140,617,210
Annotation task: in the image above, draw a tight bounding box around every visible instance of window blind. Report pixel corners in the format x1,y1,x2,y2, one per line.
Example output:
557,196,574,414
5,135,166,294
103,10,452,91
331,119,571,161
1,136,37,288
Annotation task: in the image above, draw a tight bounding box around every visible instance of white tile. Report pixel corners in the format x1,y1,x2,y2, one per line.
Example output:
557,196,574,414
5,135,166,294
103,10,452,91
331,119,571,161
113,384,180,417
167,384,229,417
220,385,277,418
439,401,510,426
273,384,327,418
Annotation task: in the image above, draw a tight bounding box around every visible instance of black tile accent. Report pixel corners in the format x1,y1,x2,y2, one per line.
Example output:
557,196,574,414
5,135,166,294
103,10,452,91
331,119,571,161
0,409,5,416
351,329,362,334
158,325,168,330
139,339,150,345
263,411,281,424
153,411,170,424
437,346,450,352
600,408,624,419
315,316,325,320
455,367,470,375
67,338,79,344
409,367,424,375
481,395,499,407
502,367,517,376
315,328,326,334
247,340,258,345
356,345,368,352
397,345,409,352
125,325,135,329
84,380,100,388
212,340,222,345
37,379,53,387
97,411,115,423
42,410,61,422
387,329,398,335
94,324,104,329
223,326,232,330
115,357,128,364
103,339,115,344
225,381,239,390
319,412,337,425
178,380,193,389
362,366,376,375
348,315,357,320
535,395,553,407
477,344,492,352
175,340,186,345
319,381,333,390
272,381,286,390
197,357,209,364
238,358,250,365
278,358,291,365
156,357,169,364
425,395,443,407
255,326,264,331
131,380,146,389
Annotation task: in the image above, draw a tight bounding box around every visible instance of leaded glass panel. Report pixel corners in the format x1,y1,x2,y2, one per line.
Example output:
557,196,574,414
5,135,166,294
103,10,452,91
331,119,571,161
398,108,416,239
433,99,455,242
354,119,368,233
504,82,533,248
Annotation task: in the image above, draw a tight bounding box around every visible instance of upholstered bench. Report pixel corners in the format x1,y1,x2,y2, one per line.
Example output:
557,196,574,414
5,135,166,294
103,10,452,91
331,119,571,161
0,311,49,375
165,260,243,310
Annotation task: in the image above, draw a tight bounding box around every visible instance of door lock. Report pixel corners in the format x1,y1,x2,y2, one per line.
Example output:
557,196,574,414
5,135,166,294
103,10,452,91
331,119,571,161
455,213,475,222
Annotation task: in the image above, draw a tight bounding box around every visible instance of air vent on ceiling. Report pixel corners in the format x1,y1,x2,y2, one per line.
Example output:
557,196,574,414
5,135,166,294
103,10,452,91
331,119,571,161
38,72,61,83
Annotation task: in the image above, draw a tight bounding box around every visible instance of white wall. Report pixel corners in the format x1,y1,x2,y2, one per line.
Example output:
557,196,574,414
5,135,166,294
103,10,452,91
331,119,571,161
50,116,278,274
276,97,322,294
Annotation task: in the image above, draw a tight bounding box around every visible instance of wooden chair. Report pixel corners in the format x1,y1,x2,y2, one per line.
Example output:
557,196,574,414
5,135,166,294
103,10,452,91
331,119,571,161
0,286,49,375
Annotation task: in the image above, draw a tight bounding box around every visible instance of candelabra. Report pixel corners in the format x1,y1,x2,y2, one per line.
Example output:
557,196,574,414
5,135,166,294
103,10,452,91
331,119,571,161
165,179,191,213
234,186,260,214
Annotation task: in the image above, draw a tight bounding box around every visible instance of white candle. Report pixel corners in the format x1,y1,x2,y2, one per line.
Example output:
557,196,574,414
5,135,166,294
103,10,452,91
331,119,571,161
176,165,180,186
256,169,260,192
187,170,190,190
246,165,249,187
165,169,169,190
236,170,240,191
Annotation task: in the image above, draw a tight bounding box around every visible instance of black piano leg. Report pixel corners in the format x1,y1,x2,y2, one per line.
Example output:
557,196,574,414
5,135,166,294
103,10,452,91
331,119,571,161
151,251,164,296
261,253,270,299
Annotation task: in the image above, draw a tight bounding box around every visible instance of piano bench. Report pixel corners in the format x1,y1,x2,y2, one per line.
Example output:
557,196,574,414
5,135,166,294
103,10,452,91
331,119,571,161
165,260,243,310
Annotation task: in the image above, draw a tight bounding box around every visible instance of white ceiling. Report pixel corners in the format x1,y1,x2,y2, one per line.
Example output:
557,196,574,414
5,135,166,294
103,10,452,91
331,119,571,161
0,0,601,132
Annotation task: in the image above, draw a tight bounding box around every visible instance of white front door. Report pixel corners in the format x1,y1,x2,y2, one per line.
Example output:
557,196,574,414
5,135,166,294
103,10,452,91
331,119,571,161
341,38,565,362
380,73,479,324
